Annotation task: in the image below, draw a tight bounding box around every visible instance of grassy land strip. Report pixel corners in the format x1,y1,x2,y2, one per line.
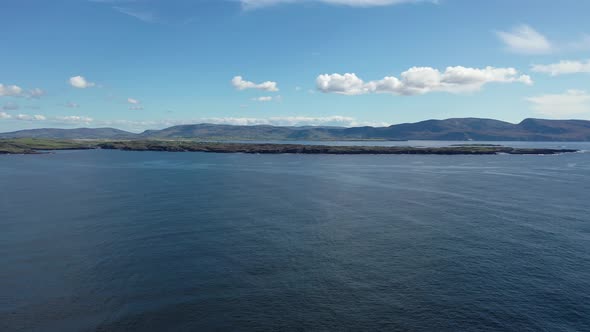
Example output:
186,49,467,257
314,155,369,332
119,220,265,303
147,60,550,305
0,138,578,155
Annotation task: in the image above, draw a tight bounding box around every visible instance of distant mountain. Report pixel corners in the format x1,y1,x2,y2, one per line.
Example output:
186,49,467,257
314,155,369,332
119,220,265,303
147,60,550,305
1,118,590,141
0,128,137,139
141,124,299,140
369,118,590,141
139,118,590,141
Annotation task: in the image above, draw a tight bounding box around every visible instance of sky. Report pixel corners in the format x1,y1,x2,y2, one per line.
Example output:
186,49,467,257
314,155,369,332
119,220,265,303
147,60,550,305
1,0,590,132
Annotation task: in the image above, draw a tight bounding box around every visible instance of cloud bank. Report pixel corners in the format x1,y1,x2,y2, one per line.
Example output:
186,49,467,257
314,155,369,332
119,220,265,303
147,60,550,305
532,59,590,76
0,112,92,124
317,66,532,96
1,113,385,130
102,116,373,129
0,113,47,121
527,90,590,118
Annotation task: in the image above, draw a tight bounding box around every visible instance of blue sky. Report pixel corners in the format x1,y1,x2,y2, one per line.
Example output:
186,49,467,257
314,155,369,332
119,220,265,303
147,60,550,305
1,0,590,132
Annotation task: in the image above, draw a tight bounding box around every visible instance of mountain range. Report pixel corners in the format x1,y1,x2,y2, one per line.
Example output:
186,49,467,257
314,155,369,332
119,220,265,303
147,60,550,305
2,118,590,141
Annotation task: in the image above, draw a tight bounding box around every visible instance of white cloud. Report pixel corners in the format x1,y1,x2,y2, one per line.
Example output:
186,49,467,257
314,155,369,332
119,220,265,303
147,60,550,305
496,25,553,54
0,85,46,99
0,84,24,97
69,76,96,89
0,113,94,124
55,115,94,124
14,114,47,121
122,98,143,109
240,0,433,9
232,76,279,92
527,90,590,118
532,59,590,76
317,73,369,95
252,95,282,102
253,96,273,102
317,66,532,96
0,113,388,131
200,115,367,126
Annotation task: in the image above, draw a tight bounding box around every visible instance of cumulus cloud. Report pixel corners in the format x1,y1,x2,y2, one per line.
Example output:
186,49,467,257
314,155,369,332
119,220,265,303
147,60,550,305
496,25,552,54
317,66,532,96
0,112,11,119
240,0,433,10
527,90,590,118
0,84,24,97
232,76,279,92
532,59,590,76
127,97,140,104
69,76,96,89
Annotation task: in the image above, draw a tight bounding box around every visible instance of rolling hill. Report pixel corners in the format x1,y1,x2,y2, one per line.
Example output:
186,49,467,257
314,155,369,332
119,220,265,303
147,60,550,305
0,127,136,139
1,118,590,141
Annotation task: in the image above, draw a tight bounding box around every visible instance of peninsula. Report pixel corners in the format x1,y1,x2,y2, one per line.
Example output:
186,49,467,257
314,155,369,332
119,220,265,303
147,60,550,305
0,139,578,155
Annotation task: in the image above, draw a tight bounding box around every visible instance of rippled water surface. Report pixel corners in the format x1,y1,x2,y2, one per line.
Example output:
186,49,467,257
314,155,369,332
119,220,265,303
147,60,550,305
1,147,590,331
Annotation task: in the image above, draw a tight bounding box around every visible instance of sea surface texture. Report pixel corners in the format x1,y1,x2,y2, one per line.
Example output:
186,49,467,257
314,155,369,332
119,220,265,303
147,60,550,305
1,144,589,331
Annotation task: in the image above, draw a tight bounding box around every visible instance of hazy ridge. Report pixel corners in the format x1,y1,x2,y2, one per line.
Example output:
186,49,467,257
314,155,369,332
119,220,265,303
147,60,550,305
2,118,590,141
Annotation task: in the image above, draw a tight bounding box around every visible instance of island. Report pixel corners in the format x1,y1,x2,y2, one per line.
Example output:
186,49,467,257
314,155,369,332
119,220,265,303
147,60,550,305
0,138,579,155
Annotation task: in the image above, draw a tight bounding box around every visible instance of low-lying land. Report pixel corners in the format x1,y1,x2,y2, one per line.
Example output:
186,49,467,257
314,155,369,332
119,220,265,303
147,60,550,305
0,138,96,154
0,138,578,155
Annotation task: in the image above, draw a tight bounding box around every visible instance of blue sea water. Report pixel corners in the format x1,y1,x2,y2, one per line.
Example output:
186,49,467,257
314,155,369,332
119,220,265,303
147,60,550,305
1,143,590,331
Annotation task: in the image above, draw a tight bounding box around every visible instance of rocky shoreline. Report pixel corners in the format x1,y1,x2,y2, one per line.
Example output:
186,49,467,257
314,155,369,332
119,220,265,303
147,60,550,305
97,141,577,155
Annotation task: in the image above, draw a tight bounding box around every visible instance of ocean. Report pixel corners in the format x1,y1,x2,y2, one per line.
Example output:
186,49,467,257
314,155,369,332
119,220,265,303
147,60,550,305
1,142,589,331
